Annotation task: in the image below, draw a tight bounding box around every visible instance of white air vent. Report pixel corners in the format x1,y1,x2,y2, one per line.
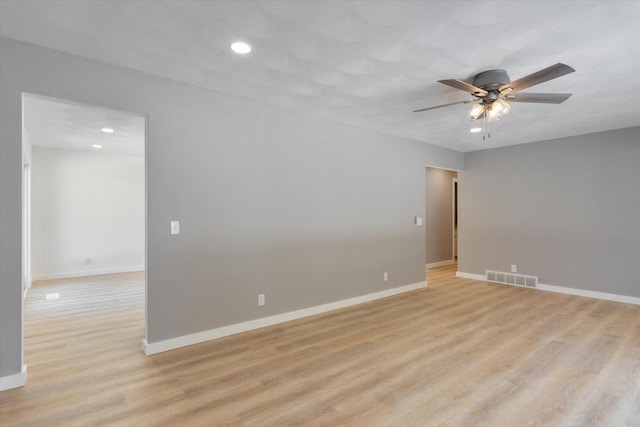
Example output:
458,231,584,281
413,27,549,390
486,270,537,288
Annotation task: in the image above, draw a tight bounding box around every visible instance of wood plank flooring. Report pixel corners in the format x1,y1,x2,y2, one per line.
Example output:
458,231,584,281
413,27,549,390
1,265,639,426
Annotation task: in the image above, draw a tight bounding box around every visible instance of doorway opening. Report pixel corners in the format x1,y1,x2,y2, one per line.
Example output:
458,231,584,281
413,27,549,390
21,93,147,381
425,166,459,271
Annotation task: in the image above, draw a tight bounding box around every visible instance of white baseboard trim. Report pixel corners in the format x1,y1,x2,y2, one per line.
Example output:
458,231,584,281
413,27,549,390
426,259,455,269
142,280,427,356
0,365,27,391
456,271,640,306
456,271,486,281
32,265,145,281
537,283,640,305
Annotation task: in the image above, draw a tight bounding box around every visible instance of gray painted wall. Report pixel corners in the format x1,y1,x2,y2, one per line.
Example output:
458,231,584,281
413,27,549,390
459,127,640,297
0,38,463,378
425,167,457,264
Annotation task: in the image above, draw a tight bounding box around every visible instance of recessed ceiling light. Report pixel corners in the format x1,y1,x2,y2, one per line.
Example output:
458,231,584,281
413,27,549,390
92,144,103,149
230,41,251,54
101,127,114,134
470,127,482,133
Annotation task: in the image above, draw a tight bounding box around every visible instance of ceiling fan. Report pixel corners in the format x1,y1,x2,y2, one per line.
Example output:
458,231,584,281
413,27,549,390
414,63,575,123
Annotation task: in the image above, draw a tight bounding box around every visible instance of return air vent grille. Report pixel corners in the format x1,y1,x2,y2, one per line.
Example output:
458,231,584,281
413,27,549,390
485,270,538,288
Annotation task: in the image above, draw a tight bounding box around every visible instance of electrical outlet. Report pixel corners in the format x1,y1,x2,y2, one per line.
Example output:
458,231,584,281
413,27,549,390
414,217,423,226
511,265,517,273
85,258,92,266
383,272,388,282
258,294,265,307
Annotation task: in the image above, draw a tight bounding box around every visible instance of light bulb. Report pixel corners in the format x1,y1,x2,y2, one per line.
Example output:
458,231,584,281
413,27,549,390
492,100,505,114
468,103,485,121
486,106,500,122
492,99,511,117
500,100,511,115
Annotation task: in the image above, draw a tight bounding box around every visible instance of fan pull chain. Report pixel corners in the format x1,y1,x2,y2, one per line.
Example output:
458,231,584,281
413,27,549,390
483,114,486,141
481,113,491,141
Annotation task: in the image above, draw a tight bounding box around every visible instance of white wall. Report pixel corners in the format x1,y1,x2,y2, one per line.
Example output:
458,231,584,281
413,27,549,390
31,148,144,279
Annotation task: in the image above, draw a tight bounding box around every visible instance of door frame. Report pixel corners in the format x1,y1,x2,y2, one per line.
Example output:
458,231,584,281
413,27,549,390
452,178,458,261
22,160,31,295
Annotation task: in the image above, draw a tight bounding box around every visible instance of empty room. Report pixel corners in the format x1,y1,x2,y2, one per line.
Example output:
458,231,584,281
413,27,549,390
0,1,638,426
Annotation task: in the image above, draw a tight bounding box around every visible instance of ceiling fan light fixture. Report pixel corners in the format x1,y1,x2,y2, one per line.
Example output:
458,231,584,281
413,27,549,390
468,103,485,121
486,106,500,122
501,100,511,115
492,98,511,116
491,99,505,114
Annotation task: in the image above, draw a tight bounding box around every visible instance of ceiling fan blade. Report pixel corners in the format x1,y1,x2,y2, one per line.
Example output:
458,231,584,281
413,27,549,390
414,99,476,113
499,63,575,93
438,79,488,97
507,93,572,104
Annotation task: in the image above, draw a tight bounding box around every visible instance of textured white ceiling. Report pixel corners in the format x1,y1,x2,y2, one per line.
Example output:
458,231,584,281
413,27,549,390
3,1,640,152
24,94,145,156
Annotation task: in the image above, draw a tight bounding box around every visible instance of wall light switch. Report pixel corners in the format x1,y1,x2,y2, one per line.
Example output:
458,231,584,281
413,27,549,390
414,217,423,226
170,221,180,235
258,294,265,307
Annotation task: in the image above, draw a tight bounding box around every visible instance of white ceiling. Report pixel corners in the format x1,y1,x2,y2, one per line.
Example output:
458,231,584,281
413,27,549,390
24,94,145,156
3,1,640,152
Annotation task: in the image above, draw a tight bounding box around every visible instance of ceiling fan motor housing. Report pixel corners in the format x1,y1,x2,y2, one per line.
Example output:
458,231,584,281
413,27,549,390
473,69,511,92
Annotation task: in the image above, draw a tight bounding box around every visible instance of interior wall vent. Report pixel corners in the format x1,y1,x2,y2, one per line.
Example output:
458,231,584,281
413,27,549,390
485,270,538,288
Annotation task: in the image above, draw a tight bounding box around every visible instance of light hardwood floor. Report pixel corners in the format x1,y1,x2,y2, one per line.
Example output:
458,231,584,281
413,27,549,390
1,265,639,426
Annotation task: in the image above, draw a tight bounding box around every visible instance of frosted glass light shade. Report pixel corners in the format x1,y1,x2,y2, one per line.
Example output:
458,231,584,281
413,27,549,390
468,103,485,120
486,106,500,122
492,99,511,116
